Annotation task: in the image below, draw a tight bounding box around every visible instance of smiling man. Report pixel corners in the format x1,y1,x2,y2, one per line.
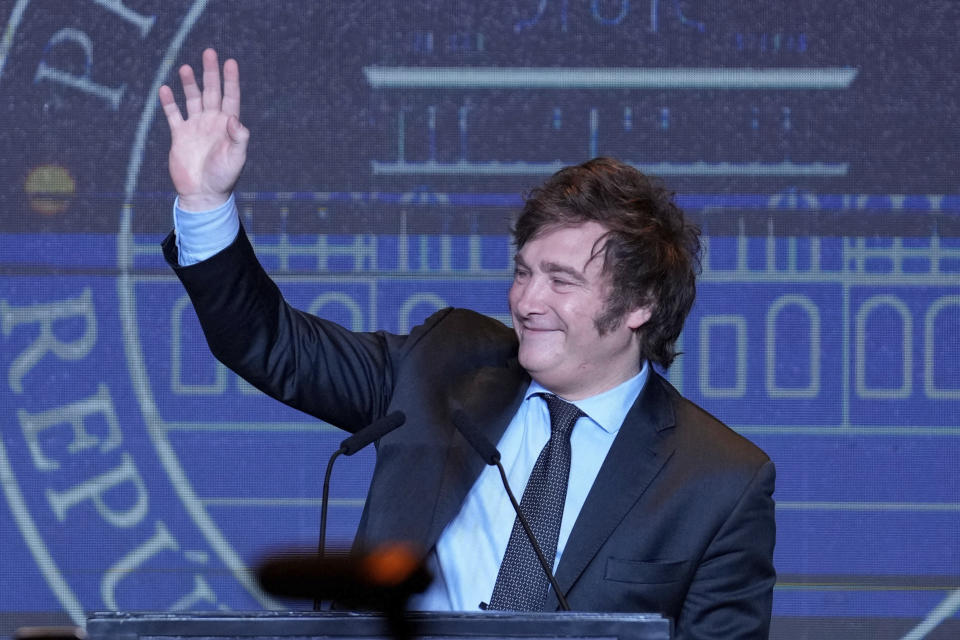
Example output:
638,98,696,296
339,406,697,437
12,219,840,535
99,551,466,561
161,50,776,639
510,221,652,400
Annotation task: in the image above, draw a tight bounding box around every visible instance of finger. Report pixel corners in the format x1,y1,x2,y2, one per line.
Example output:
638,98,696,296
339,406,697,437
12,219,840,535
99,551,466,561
227,115,250,149
158,85,184,128
221,58,240,119
201,48,222,111
179,63,202,117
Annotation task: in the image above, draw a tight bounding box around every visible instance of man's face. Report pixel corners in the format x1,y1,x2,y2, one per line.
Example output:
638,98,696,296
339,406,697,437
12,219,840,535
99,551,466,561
509,221,651,400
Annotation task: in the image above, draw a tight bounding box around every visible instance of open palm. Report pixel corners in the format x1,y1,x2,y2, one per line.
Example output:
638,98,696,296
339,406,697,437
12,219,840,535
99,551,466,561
158,48,249,212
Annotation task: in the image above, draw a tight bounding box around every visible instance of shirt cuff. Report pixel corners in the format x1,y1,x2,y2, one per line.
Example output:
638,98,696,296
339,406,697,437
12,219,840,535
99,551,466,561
173,194,240,266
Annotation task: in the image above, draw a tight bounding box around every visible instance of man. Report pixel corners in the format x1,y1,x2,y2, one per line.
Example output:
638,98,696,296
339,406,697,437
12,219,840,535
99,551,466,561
160,49,776,639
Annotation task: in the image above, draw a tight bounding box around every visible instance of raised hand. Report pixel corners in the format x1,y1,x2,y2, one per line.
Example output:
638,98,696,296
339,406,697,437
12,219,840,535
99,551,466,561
159,48,249,212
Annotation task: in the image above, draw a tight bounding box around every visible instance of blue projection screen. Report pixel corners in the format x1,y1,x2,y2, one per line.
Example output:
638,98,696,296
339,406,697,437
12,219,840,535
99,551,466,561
1,2,958,639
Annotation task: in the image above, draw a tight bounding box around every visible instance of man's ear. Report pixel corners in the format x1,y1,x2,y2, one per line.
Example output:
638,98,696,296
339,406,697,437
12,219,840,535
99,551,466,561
625,305,652,330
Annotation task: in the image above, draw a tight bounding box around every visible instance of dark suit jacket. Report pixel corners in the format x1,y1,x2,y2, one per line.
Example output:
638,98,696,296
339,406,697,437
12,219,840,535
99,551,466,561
164,228,776,639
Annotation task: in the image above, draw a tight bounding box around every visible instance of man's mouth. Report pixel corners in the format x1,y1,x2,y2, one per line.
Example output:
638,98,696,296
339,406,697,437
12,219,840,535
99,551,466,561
520,325,559,335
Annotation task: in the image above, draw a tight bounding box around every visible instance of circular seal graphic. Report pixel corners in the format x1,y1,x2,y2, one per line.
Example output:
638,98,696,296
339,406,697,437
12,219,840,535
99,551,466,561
1,1,462,625
0,0,378,624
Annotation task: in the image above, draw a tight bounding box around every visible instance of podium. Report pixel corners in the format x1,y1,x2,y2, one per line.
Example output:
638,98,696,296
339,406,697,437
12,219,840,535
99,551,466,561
86,611,671,640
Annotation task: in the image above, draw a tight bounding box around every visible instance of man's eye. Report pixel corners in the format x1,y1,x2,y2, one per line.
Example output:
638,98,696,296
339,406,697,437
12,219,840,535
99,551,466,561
551,278,572,287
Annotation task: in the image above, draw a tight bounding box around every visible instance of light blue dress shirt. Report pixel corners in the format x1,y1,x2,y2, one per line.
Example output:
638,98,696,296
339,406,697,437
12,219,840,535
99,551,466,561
172,195,239,265
409,369,647,610
172,197,649,610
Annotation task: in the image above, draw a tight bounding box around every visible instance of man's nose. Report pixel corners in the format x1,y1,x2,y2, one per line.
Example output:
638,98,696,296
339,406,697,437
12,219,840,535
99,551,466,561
512,276,547,314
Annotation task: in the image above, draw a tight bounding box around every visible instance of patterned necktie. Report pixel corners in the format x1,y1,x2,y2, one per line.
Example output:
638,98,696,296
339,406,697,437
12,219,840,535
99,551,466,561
488,393,584,610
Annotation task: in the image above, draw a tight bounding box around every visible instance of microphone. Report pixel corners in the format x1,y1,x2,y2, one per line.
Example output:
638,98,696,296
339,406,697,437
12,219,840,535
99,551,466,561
450,409,571,611
340,411,407,456
316,411,406,609
452,410,500,465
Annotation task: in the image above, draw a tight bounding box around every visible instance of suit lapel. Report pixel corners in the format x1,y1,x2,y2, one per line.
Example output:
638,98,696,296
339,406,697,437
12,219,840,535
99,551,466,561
423,360,530,550
544,372,677,610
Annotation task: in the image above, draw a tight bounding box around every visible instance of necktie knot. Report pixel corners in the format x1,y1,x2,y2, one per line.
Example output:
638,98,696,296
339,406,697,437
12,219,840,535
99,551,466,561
539,393,584,440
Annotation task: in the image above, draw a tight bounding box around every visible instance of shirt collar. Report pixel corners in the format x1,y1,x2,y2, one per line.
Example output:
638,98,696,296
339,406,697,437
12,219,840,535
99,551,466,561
525,361,650,434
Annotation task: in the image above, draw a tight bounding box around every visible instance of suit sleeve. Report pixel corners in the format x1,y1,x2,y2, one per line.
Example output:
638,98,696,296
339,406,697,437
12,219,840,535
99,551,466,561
162,226,444,432
675,459,777,640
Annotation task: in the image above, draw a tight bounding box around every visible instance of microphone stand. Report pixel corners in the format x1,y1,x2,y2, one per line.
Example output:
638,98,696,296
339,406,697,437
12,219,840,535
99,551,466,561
314,411,406,609
318,450,342,561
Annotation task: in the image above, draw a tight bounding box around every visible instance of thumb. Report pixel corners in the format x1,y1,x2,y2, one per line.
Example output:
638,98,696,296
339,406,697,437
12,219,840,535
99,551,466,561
226,115,249,147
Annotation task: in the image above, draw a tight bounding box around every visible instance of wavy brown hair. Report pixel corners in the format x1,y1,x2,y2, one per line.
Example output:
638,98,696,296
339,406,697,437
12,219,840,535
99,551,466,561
512,157,701,368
